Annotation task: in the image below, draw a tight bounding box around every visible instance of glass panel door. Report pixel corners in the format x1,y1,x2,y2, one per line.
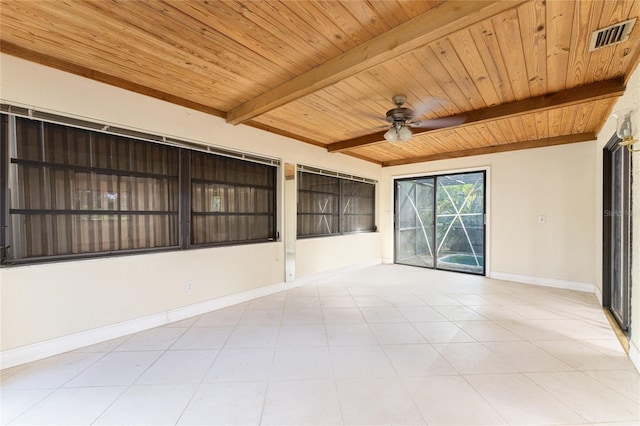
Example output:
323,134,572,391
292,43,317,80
395,178,435,268
435,172,485,274
604,142,631,331
395,171,485,275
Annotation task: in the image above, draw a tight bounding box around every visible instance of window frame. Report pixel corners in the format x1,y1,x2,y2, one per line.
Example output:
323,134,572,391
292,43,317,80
296,168,376,239
0,109,279,265
189,150,277,248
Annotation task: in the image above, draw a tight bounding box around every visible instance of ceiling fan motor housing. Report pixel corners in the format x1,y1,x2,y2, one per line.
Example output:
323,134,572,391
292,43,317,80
386,107,413,124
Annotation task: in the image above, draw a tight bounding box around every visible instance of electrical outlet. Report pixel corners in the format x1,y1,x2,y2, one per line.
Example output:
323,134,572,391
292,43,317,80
185,282,193,292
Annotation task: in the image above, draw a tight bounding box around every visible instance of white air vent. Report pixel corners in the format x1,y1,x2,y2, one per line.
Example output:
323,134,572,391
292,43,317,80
589,18,637,51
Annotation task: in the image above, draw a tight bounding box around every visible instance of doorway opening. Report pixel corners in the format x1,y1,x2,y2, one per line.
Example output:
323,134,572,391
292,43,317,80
394,171,486,275
603,135,632,333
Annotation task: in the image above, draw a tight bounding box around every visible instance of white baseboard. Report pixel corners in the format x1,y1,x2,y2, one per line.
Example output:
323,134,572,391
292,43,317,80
0,280,298,370
594,286,603,305
0,258,381,370
489,271,595,293
629,340,640,375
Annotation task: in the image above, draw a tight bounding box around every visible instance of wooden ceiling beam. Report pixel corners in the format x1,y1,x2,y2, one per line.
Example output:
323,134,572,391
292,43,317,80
381,132,596,167
226,0,528,125
328,78,625,153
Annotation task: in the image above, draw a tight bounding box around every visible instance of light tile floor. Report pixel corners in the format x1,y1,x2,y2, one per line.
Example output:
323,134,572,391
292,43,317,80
1,265,639,425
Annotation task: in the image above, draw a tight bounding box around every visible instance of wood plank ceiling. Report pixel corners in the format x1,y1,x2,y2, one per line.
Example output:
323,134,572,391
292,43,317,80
1,0,639,166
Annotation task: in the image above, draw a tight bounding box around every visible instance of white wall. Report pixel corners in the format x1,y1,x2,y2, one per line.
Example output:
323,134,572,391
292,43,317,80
380,141,598,290
0,55,382,357
296,233,381,278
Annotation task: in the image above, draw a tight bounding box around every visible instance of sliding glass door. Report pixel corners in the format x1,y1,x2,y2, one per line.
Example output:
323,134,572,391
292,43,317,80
395,171,485,275
395,177,435,268
603,137,631,332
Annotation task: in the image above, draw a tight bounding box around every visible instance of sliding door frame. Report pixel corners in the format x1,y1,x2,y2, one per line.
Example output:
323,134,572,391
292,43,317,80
602,134,632,332
392,166,490,276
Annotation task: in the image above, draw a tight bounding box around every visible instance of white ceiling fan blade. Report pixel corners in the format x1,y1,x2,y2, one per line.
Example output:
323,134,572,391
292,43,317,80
409,116,466,129
411,97,451,118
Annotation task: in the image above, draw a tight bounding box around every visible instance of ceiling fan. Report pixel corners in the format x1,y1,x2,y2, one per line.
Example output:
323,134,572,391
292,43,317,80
382,94,465,143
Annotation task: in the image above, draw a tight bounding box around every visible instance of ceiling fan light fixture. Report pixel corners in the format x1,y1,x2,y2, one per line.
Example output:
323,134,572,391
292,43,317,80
398,125,412,141
384,127,398,143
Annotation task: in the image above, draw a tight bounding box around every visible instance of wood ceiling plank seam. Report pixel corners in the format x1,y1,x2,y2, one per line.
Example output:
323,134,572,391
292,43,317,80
279,92,367,137
564,0,597,87
519,114,540,139
594,98,620,135
471,122,501,146
370,0,414,27
0,42,225,118
389,53,463,115
431,38,488,110
483,119,509,144
572,102,594,134
338,0,399,35
439,130,474,151
611,35,640,84
559,105,579,135
342,151,383,165
620,1,640,84
348,144,394,161
7,1,265,106
448,28,502,107
453,127,483,149
52,0,280,90
0,19,224,105
494,117,518,143
304,86,375,127
586,99,615,136
311,1,378,45
209,0,317,69
243,0,344,62
372,63,426,113
325,79,392,135
226,0,529,124
517,0,548,97
340,72,389,106
244,120,327,148
507,114,530,142
468,19,517,103
395,0,445,20
298,1,364,52
547,108,564,137
305,87,385,139
533,110,550,139
358,61,446,125
93,4,276,104
413,44,476,112
545,0,575,93
254,105,340,144
381,132,596,167
358,61,433,115
491,7,532,100
147,1,298,93
166,0,312,76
